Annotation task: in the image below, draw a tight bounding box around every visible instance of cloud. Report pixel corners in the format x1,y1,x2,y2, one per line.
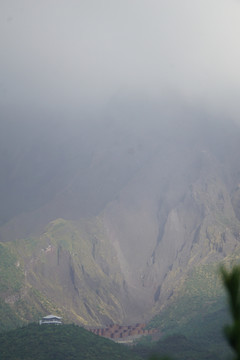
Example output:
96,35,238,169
0,0,240,120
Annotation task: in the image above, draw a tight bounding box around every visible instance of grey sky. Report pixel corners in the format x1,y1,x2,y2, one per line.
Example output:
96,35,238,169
1,0,240,119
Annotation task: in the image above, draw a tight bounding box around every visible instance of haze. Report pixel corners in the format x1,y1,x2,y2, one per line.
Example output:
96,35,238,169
1,0,240,121
2,0,240,335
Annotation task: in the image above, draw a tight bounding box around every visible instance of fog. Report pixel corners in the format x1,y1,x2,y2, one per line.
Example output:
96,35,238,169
2,2,240,326
1,0,240,122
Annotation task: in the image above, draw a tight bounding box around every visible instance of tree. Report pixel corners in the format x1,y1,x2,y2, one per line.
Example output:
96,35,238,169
221,265,240,360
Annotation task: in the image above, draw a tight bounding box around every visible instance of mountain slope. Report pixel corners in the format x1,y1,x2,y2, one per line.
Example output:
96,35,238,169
0,217,136,331
102,116,240,315
1,102,240,330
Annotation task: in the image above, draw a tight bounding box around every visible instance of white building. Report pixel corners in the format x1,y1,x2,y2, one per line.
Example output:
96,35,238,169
39,315,62,325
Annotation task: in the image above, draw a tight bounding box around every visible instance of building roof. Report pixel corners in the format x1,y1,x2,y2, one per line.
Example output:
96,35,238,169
42,315,62,320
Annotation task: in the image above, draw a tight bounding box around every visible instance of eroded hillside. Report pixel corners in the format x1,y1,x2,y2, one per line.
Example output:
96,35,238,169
1,102,240,330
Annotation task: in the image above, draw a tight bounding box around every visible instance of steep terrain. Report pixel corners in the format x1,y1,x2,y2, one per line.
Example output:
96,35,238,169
102,114,240,315
0,217,132,330
1,100,240,330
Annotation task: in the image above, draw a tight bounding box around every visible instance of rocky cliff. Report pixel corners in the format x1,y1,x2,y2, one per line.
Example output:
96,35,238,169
1,101,240,330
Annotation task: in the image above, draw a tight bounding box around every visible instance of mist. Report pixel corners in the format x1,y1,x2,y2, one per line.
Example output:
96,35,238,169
2,1,240,339
1,0,240,228
1,0,240,123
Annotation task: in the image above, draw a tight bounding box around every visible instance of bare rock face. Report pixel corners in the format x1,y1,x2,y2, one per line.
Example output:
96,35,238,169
1,102,240,326
102,116,240,319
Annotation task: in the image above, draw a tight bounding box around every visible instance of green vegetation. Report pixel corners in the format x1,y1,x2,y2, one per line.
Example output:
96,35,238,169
134,334,221,360
1,263,240,360
0,323,142,360
221,265,240,360
135,265,240,360
0,243,28,331
0,217,126,332
145,262,232,359
0,321,227,360
0,243,24,293
149,263,226,335
0,299,25,333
